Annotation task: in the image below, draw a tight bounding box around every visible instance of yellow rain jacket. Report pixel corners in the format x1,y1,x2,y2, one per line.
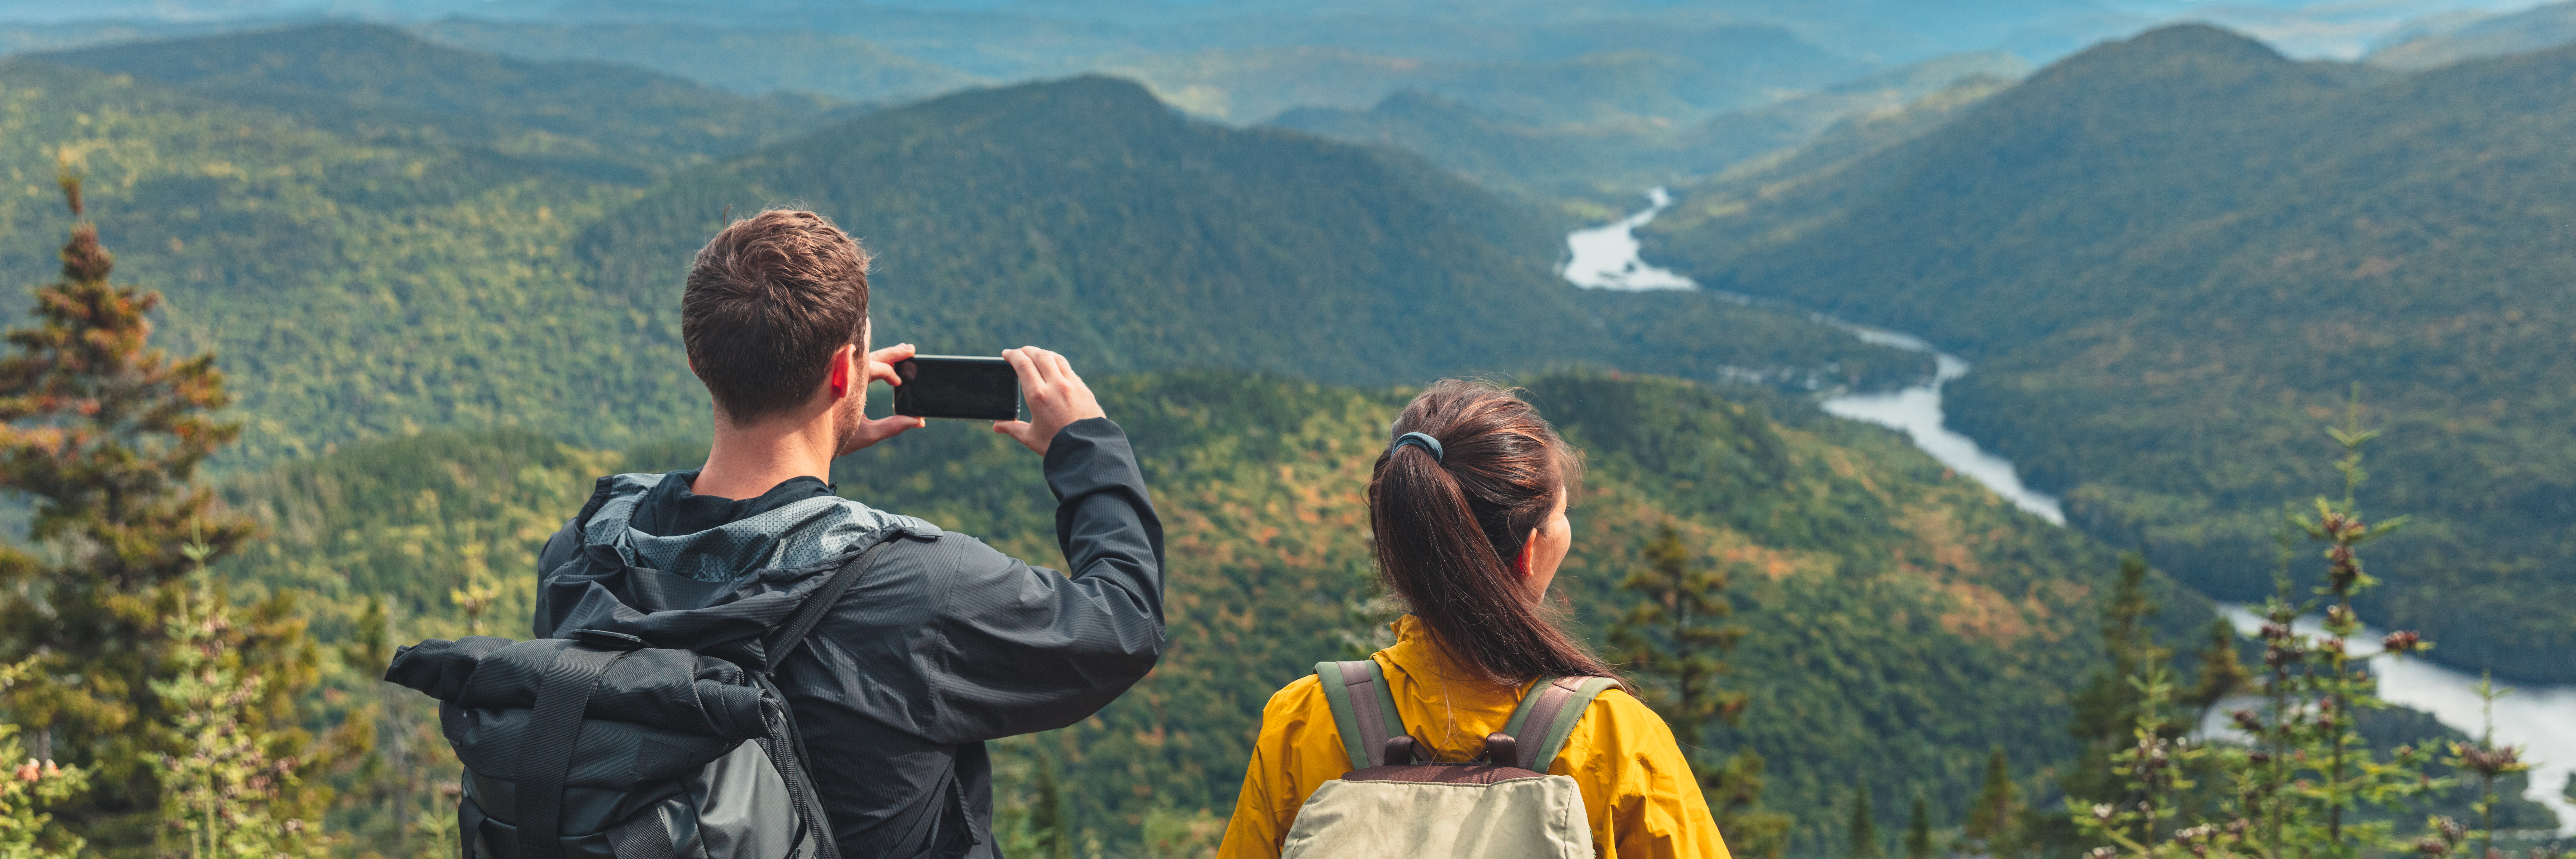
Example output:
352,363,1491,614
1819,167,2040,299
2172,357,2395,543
1215,615,1732,859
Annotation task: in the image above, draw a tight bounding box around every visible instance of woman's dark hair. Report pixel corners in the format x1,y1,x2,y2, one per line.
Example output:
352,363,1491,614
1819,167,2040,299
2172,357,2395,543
1369,379,1615,685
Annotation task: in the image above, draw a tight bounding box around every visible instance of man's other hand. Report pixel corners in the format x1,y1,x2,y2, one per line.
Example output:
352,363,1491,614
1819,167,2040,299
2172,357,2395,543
994,346,1105,456
844,342,924,454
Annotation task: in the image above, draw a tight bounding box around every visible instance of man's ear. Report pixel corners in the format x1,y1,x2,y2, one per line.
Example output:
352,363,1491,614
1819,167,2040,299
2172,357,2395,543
827,344,857,398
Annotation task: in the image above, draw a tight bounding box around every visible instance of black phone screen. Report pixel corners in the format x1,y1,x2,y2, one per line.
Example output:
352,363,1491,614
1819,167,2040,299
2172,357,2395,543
892,356,1021,420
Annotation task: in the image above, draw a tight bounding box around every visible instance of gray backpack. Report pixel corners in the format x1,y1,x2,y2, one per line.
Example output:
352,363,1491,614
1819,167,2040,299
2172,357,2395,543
1280,660,1617,859
385,538,898,859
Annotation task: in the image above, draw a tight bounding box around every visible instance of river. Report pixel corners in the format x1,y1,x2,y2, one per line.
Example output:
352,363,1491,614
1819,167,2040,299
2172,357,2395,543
1562,190,2066,522
1562,190,2574,834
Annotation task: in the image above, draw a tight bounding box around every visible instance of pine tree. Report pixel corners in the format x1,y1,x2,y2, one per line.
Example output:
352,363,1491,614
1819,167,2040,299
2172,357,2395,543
2063,553,2168,807
1608,524,1746,746
2180,619,2248,715
0,171,353,851
1608,525,1788,857
1848,790,1884,859
2224,397,2444,859
1704,750,1793,859
1031,749,1072,859
156,559,332,859
2072,396,2452,859
0,659,88,859
1906,797,1935,859
1962,748,2022,858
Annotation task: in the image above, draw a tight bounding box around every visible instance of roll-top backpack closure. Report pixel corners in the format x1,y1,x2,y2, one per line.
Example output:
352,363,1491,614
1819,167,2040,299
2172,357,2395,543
385,534,905,859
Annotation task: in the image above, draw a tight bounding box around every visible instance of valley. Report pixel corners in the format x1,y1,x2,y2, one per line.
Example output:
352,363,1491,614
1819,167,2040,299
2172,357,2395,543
1643,24,2576,685
1572,185,2575,836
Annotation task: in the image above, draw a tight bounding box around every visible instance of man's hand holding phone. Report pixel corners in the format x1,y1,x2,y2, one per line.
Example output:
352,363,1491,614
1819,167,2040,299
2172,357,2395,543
840,342,926,456
993,346,1104,456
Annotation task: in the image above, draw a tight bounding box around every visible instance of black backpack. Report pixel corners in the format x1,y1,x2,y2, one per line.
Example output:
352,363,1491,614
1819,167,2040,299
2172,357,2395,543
385,537,898,859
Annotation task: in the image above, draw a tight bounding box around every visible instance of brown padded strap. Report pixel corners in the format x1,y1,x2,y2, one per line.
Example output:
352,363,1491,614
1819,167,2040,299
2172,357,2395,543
1334,661,1394,767
1512,677,1587,771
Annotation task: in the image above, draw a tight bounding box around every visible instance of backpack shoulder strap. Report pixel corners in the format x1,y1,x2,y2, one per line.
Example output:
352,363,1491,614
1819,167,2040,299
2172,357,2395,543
761,534,905,672
1498,676,1620,772
1313,659,1408,771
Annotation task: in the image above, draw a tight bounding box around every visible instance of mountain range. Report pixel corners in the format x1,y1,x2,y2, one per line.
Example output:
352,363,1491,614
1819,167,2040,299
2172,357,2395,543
1644,24,2576,681
0,19,2215,854
0,12,2565,855
0,23,1925,464
2368,0,2576,71
1266,50,2028,201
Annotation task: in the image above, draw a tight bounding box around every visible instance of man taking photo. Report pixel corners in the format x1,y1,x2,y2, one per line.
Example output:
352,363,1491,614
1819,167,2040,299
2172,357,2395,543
532,209,1166,858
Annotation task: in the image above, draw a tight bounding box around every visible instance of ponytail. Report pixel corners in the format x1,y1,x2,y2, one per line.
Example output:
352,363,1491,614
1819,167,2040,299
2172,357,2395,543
1368,380,1614,685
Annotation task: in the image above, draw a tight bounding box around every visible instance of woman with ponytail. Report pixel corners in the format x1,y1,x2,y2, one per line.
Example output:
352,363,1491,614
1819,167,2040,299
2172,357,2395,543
1215,380,1730,859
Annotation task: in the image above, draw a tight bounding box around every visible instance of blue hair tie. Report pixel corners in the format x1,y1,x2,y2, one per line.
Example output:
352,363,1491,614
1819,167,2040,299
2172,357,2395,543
1391,432,1444,464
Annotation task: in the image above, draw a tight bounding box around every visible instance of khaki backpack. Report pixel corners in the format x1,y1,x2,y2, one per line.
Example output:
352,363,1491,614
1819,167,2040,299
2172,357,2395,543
1280,660,1617,859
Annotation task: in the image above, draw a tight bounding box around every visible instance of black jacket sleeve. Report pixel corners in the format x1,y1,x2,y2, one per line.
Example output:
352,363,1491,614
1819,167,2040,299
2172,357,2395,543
917,417,1168,742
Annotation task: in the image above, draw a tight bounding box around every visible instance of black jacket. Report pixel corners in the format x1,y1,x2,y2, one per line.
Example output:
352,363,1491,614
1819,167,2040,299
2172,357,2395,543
533,418,1166,858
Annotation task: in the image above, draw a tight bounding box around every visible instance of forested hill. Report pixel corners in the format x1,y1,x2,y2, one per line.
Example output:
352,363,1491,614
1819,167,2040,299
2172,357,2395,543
0,32,1919,467
240,370,2204,854
573,74,1929,390
1641,24,2576,680
24,23,837,179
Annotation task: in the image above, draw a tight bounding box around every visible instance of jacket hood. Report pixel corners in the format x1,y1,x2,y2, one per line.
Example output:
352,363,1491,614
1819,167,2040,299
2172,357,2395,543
584,472,940,583
533,472,942,661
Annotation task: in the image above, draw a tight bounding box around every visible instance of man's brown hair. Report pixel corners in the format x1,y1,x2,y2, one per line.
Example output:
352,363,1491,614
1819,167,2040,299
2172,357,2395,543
683,209,871,424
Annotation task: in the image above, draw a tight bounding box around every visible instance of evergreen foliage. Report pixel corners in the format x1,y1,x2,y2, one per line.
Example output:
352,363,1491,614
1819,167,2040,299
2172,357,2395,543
2065,409,2564,859
1849,790,1885,859
0,659,84,859
0,176,351,854
1609,524,1748,747
1607,524,1793,858
2223,412,2445,858
1963,748,2027,857
1906,796,1934,859
2063,555,2175,810
2440,675,2530,859
1705,750,1794,859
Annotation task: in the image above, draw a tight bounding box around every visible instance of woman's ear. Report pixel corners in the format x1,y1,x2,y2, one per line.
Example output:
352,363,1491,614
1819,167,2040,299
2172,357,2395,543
1514,528,1543,580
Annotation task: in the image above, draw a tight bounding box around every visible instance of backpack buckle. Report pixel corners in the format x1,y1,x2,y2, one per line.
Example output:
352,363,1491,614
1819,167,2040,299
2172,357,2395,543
570,629,648,651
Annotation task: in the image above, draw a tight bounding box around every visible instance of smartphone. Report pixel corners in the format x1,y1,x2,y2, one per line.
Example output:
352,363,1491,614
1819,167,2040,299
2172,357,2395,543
891,355,1021,421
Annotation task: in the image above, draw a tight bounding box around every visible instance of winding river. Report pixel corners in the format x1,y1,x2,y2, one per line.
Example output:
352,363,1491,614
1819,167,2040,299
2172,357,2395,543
1562,190,2575,835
